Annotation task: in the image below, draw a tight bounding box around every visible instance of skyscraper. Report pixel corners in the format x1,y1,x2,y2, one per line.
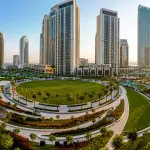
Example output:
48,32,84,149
138,5,150,67
13,55,19,65
0,32,4,67
41,15,50,65
49,0,80,75
120,39,129,68
95,8,120,74
20,36,29,65
40,33,42,64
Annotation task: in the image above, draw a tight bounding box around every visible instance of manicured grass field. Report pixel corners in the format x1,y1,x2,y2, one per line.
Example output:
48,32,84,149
16,80,104,105
124,88,150,131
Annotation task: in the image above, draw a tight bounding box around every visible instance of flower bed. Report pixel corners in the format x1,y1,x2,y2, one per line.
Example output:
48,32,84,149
9,109,107,128
107,99,124,120
56,129,113,150
49,117,111,137
0,99,40,116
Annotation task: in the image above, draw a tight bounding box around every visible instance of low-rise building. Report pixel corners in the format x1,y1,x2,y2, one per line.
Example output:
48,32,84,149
76,64,111,76
28,64,56,74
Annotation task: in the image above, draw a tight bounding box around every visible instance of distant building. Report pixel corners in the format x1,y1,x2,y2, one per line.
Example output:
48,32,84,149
76,64,111,76
28,64,56,74
138,5,150,67
0,33,4,67
79,58,88,66
20,36,29,65
41,15,49,65
13,55,19,65
95,8,120,74
120,39,129,68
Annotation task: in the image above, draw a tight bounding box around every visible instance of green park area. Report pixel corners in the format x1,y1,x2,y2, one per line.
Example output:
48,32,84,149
16,80,104,105
124,88,150,132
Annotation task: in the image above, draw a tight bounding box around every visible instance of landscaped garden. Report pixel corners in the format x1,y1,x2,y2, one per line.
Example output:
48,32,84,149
124,88,150,132
16,80,105,105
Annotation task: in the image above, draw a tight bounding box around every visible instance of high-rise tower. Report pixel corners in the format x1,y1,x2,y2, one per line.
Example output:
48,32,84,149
95,8,120,74
0,32,4,67
20,36,29,65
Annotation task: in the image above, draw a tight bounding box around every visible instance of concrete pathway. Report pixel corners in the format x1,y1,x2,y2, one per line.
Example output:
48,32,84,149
106,86,129,150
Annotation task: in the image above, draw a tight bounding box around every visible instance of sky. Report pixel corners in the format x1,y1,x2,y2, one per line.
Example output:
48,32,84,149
1,0,150,64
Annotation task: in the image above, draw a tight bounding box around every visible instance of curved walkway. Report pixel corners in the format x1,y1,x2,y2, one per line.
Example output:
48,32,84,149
106,86,129,150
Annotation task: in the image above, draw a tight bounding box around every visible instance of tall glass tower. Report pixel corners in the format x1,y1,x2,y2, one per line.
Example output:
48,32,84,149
138,5,150,67
0,32,4,67
49,0,80,75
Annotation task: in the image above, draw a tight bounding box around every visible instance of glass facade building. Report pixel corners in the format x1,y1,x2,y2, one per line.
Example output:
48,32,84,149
0,32,4,67
138,5,150,67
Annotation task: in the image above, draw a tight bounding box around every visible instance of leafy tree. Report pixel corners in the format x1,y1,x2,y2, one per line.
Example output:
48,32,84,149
56,115,60,120
127,130,137,141
100,127,108,136
86,131,92,140
13,128,20,134
49,117,54,122
56,93,60,112
49,135,56,143
0,134,14,149
112,135,123,150
14,147,21,150
21,115,27,121
45,91,51,104
97,92,102,105
0,122,6,131
29,133,36,143
66,135,74,144
76,93,79,104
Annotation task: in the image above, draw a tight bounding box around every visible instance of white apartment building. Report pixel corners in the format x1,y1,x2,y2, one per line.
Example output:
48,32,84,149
13,55,19,65
95,8,120,74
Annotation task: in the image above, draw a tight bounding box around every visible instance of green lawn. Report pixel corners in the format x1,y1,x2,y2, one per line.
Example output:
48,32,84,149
16,80,104,105
121,133,150,150
124,88,150,131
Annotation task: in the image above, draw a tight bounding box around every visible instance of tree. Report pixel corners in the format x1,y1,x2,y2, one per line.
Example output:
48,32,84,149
49,117,54,122
66,135,74,144
0,122,6,131
0,134,14,149
112,135,123,150
127,130,138,141
97,92,102,105
32,93,37,107
103,88,108,101
56,93,60,112
42,96,47,107
11,81,16,99
56,115,60,120
14,148,21,150
49,135,56,144
109,87,113,99
76,93,79,104
67,96,73,110
88,93,93,107
86,131,92,140
29,133,36,143
92,118,96,124
13,128,20,134
84,91,88,102
46,91,51,104
100,127,108,136
79,95,84,109
21,115,27,122
37,91,42,101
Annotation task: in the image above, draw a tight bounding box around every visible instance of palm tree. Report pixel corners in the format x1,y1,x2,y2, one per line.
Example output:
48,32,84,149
88,93,93,107
84,90,88,103
32,93,37,107
56,93,59,112
109,87,113,100
49,135,56,144
46,91,51,104
103,88,108,102
66,135,74,145
79,95,84,109
97,92,102,105
67,96,73,110
56,115,60,120
112,135,123,150
37,91,42,102
11,81,16,99
76,93,79,104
